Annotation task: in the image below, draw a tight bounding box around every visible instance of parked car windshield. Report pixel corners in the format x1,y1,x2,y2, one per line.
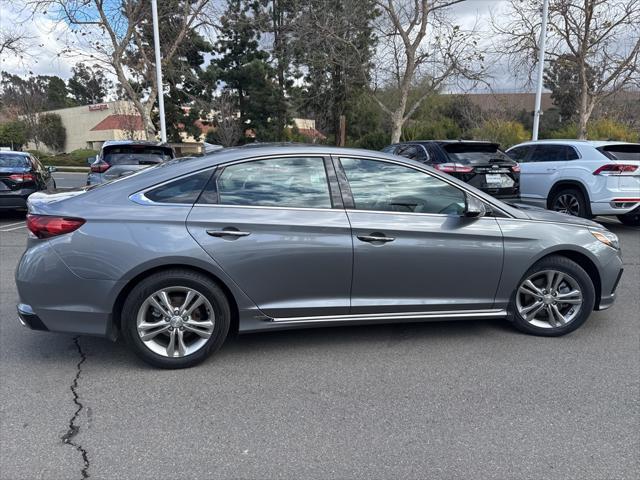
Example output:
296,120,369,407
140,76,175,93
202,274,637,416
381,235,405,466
442,143,511,164
0,154,30,168
103,146,173,166
598,144,640,161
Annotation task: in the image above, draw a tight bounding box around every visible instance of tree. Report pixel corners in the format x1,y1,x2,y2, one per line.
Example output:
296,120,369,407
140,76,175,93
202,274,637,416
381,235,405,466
37,113,66,152
208,0,281,141
207,93,243,147
372,0,485,143
494,0,640,139
0,121,28,149
29,0,214,139
68,63,112,104
292,0,378,144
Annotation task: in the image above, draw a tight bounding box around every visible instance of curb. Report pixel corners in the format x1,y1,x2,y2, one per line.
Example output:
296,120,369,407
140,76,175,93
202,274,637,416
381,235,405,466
52,167,89,173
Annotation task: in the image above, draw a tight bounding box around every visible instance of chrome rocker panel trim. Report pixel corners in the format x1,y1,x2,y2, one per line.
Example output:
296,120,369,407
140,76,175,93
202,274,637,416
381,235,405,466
268,308,508,325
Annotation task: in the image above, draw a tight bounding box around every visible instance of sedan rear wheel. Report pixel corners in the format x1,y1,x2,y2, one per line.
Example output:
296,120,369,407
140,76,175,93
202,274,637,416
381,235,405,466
511,256,595,336
121,270,230,368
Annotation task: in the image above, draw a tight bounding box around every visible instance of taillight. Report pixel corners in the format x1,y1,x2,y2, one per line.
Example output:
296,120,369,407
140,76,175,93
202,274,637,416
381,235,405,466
593,164,638,175
90,162,110,173
435,163,474,173
511,164,521,173
8,173,36,182
26,214,85,239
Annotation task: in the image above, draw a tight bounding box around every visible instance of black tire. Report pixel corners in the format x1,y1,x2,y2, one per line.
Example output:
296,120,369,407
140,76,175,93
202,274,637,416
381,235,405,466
549,188,589,218
510,255,595,337
121,269,230,368
617,213,640,227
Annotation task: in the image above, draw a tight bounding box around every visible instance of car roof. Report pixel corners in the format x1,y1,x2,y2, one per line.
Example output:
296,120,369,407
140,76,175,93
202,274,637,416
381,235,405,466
394,140,496,145
102,140,171,148
508,139,639,149
0,150,29,156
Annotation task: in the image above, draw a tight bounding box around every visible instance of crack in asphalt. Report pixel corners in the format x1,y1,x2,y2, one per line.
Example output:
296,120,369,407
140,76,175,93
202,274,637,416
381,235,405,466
61,336,90,479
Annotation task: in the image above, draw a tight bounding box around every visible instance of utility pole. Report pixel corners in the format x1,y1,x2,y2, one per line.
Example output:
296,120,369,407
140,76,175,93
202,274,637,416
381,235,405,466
151,0,167,143
532,0,549,141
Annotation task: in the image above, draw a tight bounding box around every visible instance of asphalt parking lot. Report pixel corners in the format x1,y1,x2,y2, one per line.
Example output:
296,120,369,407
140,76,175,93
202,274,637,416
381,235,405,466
1,172,638,480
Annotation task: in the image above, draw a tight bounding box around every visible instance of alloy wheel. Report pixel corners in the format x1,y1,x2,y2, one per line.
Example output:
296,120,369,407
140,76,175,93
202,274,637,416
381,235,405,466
553,193,581,216
136,287,215,357
516,270,583,329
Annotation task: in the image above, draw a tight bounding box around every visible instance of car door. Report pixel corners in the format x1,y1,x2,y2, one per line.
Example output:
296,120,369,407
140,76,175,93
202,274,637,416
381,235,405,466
186,155,353,319
517,145,574,205
335,156,504,314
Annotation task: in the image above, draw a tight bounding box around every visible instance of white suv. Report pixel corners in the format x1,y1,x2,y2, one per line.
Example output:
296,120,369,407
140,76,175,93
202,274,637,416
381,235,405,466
506,140,640,226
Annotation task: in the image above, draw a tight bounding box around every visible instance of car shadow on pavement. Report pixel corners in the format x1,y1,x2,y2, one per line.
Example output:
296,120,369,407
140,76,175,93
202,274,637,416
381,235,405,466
14,318,516,369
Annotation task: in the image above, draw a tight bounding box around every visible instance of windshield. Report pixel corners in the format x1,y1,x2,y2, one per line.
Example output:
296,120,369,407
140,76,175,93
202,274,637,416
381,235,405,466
598,144,640,161
442,143,512,164
0,154,30,168
103,146,173,166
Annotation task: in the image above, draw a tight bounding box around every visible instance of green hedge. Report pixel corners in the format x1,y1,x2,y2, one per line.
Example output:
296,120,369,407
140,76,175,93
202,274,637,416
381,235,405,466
28,149,98,166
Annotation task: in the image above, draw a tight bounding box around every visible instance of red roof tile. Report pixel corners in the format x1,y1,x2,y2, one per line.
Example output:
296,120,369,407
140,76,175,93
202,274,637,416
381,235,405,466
91,114,144,131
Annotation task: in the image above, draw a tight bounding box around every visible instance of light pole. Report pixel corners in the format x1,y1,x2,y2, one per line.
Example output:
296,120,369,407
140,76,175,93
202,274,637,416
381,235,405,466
532,0,549,141
151,0,167,143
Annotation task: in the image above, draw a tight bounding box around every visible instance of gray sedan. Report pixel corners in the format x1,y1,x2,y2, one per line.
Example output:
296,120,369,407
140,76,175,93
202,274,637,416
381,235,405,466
16,145,624,368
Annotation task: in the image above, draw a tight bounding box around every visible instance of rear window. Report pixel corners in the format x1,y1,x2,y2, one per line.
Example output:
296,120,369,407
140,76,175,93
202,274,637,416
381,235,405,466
103,146,174,166
0,154,30,168
441,143,510,164
598,144,640,161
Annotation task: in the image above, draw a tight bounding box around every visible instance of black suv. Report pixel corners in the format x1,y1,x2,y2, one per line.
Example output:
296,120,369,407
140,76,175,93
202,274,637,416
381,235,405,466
0,151,56,211
383,140,520,198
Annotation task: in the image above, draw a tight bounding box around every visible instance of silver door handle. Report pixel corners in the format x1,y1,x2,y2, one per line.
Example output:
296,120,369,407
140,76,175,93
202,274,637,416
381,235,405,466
546,168,557,172
206,229,251,238
357,235,395,243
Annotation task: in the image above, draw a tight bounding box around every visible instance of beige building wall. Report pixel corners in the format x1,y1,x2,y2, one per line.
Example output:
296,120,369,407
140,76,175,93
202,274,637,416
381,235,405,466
25,100,145,153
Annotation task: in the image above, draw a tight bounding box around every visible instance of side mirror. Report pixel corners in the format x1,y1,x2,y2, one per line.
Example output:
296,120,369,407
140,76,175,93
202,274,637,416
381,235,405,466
46,166,57,173
464,195,487,218
87,156,96,165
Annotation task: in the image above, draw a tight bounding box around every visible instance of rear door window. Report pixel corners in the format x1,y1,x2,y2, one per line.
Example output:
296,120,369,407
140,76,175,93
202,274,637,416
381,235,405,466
598,144,640,161
212,157,332,209
529,145,579,162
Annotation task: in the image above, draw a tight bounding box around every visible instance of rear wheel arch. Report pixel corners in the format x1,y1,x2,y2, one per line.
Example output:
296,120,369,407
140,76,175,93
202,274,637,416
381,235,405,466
547,180,592,214
112,264,240,338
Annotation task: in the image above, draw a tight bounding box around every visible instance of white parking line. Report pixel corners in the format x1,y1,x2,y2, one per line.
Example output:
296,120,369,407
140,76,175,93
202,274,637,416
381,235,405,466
0,224,26,232
0,220,27,228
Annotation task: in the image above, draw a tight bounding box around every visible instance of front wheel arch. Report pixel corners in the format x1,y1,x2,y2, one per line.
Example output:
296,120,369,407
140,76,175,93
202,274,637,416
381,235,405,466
523,250,602,311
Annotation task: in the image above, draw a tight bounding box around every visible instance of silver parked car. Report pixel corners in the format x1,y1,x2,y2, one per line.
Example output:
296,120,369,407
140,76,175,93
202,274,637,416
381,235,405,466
17,145,623,368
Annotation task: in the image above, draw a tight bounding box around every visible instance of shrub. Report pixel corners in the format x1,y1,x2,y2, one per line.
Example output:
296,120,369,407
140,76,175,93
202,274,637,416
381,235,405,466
69,149,99,162
402,117,462,142
547,119,639,142
37,113,67,152
472,119,530,149
352,131,391,151
0,120,28,149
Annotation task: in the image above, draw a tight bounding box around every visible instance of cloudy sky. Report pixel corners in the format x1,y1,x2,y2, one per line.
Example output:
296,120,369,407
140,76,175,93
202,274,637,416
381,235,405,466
1,0,525,91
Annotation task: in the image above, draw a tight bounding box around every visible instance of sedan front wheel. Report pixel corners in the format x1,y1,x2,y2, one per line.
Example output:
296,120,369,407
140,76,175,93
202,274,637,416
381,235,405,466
511,256,595,336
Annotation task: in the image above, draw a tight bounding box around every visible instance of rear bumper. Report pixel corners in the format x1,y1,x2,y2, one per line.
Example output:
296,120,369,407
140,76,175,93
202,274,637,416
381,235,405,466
591,200,640,216
15,241,120,338
0,190,35,209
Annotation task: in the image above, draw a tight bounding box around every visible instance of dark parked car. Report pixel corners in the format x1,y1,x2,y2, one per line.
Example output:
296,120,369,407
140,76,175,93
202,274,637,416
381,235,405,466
0,151,56,211
383,140,520,198
17,145,622,368
87,140,175,185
